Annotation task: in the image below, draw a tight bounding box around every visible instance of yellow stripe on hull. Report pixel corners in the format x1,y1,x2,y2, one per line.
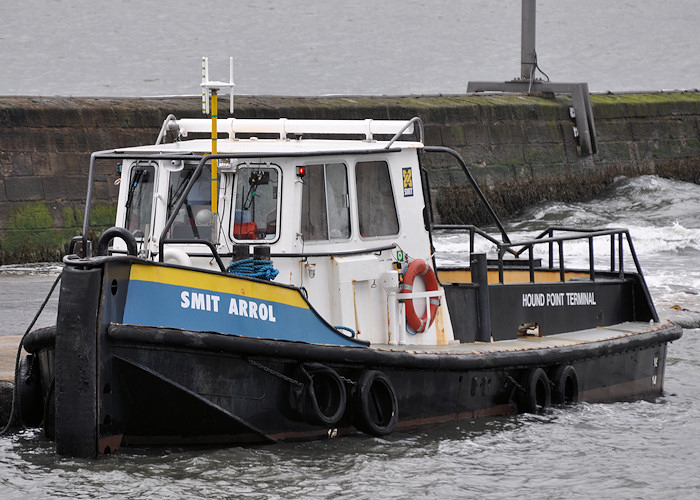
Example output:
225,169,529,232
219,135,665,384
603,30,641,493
437,268,591,284
129,264,308,308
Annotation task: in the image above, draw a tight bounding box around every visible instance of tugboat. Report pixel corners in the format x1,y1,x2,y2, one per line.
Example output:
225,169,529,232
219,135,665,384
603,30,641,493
18,64,681,457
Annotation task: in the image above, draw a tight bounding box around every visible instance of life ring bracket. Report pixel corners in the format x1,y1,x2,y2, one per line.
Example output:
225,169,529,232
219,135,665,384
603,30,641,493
399,259,441,334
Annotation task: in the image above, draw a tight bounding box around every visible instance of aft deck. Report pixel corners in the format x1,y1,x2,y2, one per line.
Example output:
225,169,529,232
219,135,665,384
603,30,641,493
370,321,680,355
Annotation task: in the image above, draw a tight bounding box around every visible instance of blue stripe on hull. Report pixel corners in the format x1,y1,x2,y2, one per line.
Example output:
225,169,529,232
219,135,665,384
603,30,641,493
123,280,362,347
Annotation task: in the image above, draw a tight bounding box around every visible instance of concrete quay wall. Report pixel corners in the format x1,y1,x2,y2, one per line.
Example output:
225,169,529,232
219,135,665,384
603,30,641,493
1,92,699,263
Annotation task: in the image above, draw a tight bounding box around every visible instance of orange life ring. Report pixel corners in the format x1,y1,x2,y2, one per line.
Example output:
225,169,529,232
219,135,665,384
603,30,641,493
400,259,440,334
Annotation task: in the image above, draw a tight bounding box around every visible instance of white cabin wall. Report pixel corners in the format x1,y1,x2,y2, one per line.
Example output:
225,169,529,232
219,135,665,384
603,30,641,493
108,145,453,346
266,150,454,345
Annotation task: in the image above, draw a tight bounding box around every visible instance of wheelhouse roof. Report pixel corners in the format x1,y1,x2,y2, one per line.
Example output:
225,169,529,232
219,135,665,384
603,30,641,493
114,138,424,156
110,117,424,157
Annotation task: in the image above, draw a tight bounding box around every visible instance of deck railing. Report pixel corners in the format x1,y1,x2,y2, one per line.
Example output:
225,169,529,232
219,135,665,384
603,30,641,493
432,224,645,284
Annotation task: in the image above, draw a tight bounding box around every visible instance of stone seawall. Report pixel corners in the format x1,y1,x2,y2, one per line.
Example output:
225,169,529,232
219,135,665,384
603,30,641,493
1,92,699,263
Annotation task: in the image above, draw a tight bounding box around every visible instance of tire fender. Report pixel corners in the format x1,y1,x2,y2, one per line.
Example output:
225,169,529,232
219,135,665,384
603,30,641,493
518,367,552,413
299,363,347,427
552,364,579,404
17,354,43,428
352,370,399,436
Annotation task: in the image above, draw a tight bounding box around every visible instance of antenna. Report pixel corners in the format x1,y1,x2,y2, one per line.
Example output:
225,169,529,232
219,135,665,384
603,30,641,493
201,57,235,115
200,57,235,236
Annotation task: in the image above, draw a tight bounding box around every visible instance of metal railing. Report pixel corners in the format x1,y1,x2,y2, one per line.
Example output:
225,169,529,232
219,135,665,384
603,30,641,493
433,224,645,284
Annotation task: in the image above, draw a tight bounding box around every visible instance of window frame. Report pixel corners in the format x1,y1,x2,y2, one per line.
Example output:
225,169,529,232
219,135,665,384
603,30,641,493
124,160,158,241
354,159,400,239
229,162,282,243
300,161,352,243
165,160,213,241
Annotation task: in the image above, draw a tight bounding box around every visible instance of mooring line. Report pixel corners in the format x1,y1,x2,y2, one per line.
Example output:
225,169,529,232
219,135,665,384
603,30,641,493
1,272,62,436
246,358,304,388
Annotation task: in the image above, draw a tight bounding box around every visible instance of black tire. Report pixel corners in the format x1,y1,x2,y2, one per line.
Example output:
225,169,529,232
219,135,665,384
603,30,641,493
43,378,55,440
302,364,347,427
17,355,43,428
552,364,579,404
518,367,552,413
352,370,399,437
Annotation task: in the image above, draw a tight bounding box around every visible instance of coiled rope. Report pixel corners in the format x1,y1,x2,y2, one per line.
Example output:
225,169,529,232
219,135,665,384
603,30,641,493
227,257,279,280
0,272,62,436
334,325,356,338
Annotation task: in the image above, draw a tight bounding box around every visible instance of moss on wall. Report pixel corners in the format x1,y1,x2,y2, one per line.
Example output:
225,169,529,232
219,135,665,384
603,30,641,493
0,202,116,264
1,91,700,263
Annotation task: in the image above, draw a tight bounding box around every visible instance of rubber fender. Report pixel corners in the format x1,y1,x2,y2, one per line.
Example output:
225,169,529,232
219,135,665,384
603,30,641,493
301,363,347,427
17,355,43,428
352,370,399,437
518,367,552,413
552,364,579,404
43,379,55,440
97,227,138,256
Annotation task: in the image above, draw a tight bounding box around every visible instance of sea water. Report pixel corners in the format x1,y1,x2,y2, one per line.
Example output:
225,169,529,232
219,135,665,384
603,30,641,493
2,0,700,496
1,176,700,499
1,0,699,97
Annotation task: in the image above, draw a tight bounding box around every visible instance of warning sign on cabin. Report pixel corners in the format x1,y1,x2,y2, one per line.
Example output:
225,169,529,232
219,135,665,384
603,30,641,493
402,167,414,197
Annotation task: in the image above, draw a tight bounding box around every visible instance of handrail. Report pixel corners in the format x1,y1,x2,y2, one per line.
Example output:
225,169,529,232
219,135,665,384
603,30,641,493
433,223,646,286
153,244,398,263
155,114,178,145
175,117,417,141
500,228,643,284
424,147,511,245
78,148,402,262
269,244,396,259
159,239,227,272
157,151,401,263
432,224,514,256
385,116,424,149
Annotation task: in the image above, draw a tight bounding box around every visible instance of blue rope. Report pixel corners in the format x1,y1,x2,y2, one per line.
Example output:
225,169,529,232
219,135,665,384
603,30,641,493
227,257,279,280
334,325,356,338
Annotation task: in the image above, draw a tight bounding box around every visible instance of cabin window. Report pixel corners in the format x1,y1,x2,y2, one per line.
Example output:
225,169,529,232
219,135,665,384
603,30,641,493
231,164,280,241
166,163,212,240
355,160,399,237
301,163,350,241
125,162,156,238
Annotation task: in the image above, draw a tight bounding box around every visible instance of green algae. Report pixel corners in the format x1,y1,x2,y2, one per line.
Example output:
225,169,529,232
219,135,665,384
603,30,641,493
0,202,117,264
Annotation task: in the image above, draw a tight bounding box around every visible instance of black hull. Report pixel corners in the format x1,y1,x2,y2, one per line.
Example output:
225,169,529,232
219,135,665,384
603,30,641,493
14,257,682,457
23,320,681,453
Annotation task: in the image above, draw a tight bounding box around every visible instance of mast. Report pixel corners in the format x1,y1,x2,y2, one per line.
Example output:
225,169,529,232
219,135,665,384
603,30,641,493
200,57,235,244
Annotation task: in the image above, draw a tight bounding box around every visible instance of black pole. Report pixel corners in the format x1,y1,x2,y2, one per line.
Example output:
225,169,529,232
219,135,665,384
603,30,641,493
471,253,492,343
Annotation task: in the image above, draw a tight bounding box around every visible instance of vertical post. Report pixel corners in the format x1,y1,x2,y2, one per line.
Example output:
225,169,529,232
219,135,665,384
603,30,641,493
471,253,491,343
558,241,566,282
610,234,615,273
571,84,594,155
388,291,398,345
398,301,407,345
229,56,235,114
521,0,537,80
55,266,103,457
211,89,218,214
201,57,209,114
588,236,596,281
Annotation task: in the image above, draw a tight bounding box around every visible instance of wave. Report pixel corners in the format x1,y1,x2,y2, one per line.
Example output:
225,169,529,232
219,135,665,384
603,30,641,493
434,175,700,312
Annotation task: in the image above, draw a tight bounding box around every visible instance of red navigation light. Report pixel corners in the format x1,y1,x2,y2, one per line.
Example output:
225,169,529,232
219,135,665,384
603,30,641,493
296,166,306,178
